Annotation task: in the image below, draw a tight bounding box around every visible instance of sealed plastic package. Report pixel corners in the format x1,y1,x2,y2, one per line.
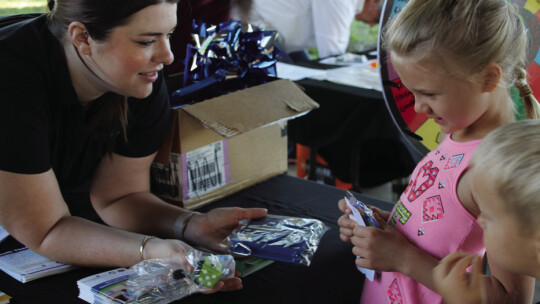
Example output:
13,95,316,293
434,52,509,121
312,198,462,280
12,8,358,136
227,214,329,266
124,247,235,303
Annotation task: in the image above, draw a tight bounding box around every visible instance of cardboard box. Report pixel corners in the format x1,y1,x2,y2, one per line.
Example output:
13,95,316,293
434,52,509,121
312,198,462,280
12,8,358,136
151,79,319,209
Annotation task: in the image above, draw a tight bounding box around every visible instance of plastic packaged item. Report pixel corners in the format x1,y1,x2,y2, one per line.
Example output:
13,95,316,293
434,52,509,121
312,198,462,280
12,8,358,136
345,190,380,228
124,248,235,303
344,190,381,281
227,214,329,266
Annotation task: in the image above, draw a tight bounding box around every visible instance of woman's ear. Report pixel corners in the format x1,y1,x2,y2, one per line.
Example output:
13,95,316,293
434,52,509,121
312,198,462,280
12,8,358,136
481,63,502,93
67,21,91,55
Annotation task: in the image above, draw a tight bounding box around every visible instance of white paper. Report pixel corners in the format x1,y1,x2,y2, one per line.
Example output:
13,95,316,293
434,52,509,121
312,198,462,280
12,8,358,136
77,268,134,304
323,65,382,91
181,140,229,200
0,247,76,283
0,226,8,244
276,62,327,81
277,61,382,91
345,197,376,281
319,53,368,66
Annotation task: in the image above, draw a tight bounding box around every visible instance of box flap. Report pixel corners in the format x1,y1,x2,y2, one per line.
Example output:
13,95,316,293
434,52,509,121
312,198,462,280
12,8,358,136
183,79,319,137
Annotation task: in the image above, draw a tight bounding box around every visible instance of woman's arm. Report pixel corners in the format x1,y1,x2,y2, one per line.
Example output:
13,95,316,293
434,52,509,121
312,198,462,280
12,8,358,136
89,152,188,239
90,152,267,252
0,169,153,267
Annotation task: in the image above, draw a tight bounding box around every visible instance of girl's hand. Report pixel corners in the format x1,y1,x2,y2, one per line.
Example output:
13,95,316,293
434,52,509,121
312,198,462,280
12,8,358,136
337,199,391,242
350,215,411,272
184,207,268,252
337,198,357,242
368,205,391,222
433,252,484,304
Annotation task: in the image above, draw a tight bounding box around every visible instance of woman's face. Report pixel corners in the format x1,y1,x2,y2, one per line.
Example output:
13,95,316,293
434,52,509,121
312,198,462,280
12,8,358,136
87,2,177,99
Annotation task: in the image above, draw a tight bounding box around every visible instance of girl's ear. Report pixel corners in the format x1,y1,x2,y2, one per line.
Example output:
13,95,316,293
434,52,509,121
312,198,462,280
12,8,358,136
481,63,502,93
67,21,91,56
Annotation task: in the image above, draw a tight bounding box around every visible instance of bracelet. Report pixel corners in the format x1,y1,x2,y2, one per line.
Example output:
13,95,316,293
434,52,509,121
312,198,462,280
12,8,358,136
173,211,200,241
139,236,154,261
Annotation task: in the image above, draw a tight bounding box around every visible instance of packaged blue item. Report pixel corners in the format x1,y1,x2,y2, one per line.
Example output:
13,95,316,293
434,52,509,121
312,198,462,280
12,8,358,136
345,190,380,228
344,190,381,281
227,215,329,266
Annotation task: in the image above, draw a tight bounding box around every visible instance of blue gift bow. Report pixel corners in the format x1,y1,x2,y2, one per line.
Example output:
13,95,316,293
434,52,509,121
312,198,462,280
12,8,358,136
170,20,283,108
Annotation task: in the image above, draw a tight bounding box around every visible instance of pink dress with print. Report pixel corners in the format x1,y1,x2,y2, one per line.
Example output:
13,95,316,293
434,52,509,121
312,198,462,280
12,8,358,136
360,136,485,304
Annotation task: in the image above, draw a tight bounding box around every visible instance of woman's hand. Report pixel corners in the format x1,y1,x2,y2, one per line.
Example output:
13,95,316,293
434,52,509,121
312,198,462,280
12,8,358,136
433,251,483,304
144,238,244,292
184,207,268,252
201,276,243,293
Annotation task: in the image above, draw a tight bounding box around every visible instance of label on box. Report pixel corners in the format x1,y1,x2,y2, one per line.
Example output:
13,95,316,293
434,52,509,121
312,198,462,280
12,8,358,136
181,140,230,199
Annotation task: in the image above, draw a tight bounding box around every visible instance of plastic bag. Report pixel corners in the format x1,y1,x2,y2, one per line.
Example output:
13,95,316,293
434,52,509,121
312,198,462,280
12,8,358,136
227,214,329,266
345,190,380,228
344,190,380,281
124,247,235,303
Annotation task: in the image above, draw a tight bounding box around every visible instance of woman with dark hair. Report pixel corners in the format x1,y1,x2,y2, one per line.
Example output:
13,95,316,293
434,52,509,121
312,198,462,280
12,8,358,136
0,0,266,292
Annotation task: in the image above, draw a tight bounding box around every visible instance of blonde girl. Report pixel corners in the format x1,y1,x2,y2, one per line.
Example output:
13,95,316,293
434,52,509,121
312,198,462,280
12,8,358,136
338,0,540,303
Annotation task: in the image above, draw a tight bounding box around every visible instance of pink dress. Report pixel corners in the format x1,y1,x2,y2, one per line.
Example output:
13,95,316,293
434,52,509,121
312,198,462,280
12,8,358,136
360,135,485,304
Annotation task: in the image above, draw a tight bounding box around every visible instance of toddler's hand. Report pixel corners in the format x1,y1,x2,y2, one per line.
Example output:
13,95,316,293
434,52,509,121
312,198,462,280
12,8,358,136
433,251,483,304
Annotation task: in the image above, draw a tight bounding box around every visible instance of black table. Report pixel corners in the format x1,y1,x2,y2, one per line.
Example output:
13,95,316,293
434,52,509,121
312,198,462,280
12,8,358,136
0,174,394,304
288,61,418,190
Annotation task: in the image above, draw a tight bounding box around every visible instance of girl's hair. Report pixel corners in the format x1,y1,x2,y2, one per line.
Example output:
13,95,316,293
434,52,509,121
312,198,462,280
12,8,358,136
46,0,179,144
382,0,540,119
471,120,540,230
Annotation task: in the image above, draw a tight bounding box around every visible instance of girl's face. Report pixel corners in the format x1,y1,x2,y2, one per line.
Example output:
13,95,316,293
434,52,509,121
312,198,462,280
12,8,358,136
473,171,537,277
392,58,493,139
87,3,177,99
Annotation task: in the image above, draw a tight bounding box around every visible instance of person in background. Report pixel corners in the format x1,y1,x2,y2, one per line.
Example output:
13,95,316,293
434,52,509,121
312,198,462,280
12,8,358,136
337,0,540,303
433,119,540,304
355,0,383,27
0,0,267,292
231,0,383,60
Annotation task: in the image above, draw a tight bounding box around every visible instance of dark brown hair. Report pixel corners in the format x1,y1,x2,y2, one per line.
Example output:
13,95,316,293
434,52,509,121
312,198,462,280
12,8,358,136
47,0,180,41
46,0,180,143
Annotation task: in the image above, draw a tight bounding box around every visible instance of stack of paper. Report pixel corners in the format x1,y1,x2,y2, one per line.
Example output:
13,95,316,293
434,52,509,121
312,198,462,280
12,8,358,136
0,226,9,244
0,247,77,283
0,290,11,304
77,268,136,304
235,256,273,277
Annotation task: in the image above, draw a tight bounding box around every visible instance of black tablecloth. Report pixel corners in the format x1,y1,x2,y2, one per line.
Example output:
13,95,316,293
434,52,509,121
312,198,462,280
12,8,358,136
0,174,394,304
288,62,418,189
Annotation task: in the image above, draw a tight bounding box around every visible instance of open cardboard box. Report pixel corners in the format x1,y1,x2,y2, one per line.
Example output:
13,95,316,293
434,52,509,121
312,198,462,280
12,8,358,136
151,79,319,209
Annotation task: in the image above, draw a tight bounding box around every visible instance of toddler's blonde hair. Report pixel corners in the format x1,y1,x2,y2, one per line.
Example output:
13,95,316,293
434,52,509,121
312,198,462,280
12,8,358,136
471,120,540,230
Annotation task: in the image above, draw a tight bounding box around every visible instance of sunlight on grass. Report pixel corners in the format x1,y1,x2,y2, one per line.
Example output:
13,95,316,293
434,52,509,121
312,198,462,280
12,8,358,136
0,0,47,15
